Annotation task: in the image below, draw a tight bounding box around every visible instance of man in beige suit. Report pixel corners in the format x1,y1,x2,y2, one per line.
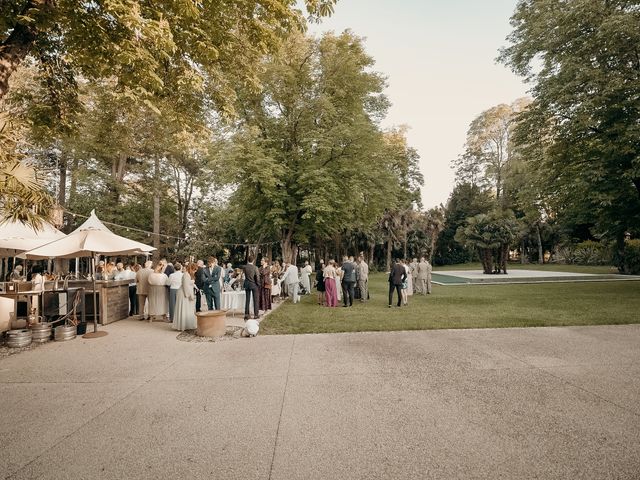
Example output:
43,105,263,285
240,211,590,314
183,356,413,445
136,260,153,320
416,257,432,295
356,255,369,302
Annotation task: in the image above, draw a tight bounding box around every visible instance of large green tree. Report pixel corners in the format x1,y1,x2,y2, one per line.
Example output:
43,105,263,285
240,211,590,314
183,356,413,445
226,30,417,263
499,0,640,264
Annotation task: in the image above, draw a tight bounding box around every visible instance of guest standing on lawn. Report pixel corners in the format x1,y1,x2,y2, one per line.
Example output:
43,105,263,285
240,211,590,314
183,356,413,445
341,256,356,307
356,255,369,302
259,258,272,312
389,259,407,308
242,256,261,320
315,263,325,305
323,259,338,307
283,261,300,304
301,261,312,294
173,263,196,331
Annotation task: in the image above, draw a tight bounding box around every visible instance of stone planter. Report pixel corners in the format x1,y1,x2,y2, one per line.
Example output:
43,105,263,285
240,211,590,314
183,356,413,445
195,310,228,338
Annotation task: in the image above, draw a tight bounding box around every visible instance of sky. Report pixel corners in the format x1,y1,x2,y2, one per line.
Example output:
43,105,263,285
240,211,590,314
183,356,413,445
308,0,529,209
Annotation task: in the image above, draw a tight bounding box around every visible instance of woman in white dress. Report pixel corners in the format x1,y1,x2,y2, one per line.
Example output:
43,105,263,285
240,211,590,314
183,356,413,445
334,262,343,302
300,261,312,294
173,263,196,331
405,259,413,298
147,265,169,322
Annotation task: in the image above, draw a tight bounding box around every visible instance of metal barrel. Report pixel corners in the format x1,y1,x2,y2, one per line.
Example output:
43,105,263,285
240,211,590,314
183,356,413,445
54,325,77,342
5,329,33,348
30,323,53,343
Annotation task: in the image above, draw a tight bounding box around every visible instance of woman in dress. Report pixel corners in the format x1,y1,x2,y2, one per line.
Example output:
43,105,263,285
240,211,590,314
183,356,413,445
271,262,282,303
259,258,272,313
323,260,338,307
147,264,169,322
315,262,325,305
401,259,410,306
334,261,343,303
173,263,196,331
167,263,183,323
405,258,414,299
300,261,312,294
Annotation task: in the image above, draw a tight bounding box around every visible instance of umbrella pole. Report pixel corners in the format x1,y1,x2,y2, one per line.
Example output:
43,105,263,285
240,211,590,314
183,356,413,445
83,255,107,339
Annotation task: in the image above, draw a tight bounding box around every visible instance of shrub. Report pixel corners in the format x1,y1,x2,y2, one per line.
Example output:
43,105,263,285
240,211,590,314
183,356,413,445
621,239,640,275
555,241,612,266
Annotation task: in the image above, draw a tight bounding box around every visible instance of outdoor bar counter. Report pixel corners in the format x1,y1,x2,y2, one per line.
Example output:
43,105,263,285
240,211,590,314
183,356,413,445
0,279,130,331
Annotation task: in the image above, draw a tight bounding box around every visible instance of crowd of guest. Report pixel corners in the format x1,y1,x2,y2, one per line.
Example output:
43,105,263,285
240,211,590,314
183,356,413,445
6,252,434,332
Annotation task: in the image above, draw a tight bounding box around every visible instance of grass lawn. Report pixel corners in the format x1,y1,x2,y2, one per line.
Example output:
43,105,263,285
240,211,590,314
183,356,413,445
261,272,640,335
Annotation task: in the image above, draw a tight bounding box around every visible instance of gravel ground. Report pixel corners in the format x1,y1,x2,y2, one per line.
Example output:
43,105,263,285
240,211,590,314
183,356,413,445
0,338,47,359
176,326,244,342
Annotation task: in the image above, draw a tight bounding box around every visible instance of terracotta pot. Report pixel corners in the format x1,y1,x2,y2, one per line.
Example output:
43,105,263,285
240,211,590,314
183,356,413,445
195,310,228,338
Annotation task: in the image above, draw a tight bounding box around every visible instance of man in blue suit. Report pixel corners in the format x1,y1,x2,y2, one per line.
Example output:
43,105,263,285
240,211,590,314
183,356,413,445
202,256,222,310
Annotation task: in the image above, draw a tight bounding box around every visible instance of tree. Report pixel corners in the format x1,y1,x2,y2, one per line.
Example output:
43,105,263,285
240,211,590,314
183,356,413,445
434,183,494,265
453,99,529,202
0,0,337,103
226,30,416,264
454,209,520,274
499,0,640,266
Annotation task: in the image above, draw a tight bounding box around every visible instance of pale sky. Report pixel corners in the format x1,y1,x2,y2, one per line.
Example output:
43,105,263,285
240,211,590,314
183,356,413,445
309,0,529,209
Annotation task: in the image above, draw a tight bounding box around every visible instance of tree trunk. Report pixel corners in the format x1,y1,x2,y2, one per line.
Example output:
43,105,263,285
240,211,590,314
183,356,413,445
536,224,544,264
281,230,298,264
153,156,160,260
386,236,392,271
520,239,526,264
58,151,67,206
481,248,493,274
403,238,407,260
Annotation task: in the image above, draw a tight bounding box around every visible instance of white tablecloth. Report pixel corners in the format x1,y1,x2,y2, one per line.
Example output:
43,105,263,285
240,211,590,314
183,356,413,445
221,291,253,313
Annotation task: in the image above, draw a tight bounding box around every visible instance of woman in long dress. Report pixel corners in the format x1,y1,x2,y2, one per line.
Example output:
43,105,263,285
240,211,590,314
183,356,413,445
315,263,325,305
173,263,196,331
147,265,169,322
323,260,338,307
405,259,413,298
401,260,410,306
300,261,312,294
259,258,272,312
335,262,343,302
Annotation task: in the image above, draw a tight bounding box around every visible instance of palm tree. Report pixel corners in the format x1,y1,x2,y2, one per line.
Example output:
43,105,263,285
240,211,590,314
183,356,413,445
0,113,53,226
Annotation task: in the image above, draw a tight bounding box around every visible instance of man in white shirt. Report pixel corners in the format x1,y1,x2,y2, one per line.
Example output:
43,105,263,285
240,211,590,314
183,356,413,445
283,262,300,304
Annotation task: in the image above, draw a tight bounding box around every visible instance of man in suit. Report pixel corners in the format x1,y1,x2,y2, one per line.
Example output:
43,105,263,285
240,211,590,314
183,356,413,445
341,255,357,307
410,258,419,294
416,257,432,295
356,255,369,303
135,260,153,320
388,258,407,308
242,256,261,320
194,259,205,311
202,256,222,310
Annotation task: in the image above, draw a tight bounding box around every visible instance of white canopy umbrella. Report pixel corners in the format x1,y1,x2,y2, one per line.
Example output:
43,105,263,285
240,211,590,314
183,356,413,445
18,210,155,259
19,210,156,338
0,219,66,257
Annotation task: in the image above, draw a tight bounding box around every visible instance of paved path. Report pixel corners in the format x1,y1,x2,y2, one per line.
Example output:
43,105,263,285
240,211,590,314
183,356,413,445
1,320,639,479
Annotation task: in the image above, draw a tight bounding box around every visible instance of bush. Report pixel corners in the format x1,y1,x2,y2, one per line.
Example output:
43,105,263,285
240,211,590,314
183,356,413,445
555,241,612,265
621,239,640,275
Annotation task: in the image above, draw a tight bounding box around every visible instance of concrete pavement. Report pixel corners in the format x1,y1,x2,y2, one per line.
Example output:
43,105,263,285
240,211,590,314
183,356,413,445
1,320,639,479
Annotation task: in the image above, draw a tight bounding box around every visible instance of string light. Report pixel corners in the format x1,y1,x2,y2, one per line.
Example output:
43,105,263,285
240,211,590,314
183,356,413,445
61,209,280,247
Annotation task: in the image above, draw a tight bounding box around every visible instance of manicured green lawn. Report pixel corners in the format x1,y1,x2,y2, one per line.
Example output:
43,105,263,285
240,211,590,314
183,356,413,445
261,272,640,335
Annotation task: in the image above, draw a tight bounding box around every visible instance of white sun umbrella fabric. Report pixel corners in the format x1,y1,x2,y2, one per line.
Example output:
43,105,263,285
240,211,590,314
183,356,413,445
0,219,66,257
19,210,155,259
